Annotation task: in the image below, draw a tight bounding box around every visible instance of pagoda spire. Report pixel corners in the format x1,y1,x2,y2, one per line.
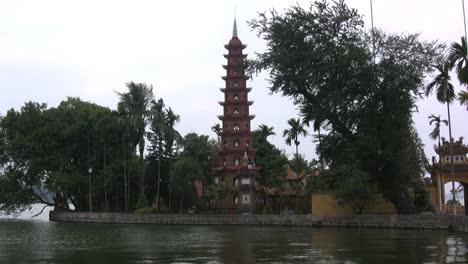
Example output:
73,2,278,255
233,18,238,38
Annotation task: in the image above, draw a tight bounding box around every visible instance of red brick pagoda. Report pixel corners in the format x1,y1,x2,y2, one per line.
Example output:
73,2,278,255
210,19,262,213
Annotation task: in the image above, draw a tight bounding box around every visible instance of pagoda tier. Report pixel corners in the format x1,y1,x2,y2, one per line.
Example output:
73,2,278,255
217,114,255,121
218,100,254,106
221,76,249,81
217,146,258,153
224,43,247,49
223,54,248,59
220,87,252,93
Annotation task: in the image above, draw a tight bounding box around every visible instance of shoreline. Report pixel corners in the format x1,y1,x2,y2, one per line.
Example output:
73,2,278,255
50,211,468,232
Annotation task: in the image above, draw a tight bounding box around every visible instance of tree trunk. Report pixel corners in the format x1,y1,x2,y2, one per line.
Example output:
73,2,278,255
103,143,108,212
139,135,145,194
123,136,128,213
391,191,416,214
438,136,444,213
447,100,456,215
179,192,184,214
156,151,161,212
169,148,174,212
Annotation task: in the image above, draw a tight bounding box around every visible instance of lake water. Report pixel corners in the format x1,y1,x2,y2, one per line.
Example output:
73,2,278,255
1,218,468,264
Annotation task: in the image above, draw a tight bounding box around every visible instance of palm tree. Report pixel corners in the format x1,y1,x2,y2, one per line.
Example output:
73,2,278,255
459,91,468,108
211,123,222,145
256,124,275,141
163,107,181,211
425,62,457,213
448,37,468,85
116,82,154,195
448,37,468,109
283,118,308,157
148,98,165,211
428,114,448,212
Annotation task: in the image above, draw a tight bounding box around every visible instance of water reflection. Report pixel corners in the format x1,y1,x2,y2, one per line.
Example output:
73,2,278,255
1,220,468,263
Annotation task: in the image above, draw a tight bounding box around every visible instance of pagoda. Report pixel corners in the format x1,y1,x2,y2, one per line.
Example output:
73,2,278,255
210,19,262,213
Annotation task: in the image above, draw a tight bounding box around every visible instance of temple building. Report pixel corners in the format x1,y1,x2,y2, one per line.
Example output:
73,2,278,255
210,19,262,213
429,137,468,215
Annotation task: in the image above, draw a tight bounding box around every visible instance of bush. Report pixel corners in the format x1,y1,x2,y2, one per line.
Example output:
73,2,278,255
263,204,273,215
135,207,154,214
334,174,375,215
134,193,150,211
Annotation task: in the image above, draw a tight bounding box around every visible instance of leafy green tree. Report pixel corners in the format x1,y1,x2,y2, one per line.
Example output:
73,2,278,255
117,82,154,195
171,157,203,213
334,171,376,215
248,0,442,212
283,118,308,157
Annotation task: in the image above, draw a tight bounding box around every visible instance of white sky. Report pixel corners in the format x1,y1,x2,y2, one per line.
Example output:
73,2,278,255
0,0,467,166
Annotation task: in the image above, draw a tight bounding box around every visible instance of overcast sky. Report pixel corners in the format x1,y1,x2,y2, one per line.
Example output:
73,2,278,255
1,0,467,169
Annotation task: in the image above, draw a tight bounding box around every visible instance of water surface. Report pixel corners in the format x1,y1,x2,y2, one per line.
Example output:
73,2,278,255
0,219,467,263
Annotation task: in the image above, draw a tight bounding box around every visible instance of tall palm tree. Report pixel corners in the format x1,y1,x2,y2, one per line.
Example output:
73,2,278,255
428,114,448,212
163,107,181,211
211,123,222,145
116,82,154,195
283,118,308,157
425,62,457,213
257,124,275,141
148,98,165,211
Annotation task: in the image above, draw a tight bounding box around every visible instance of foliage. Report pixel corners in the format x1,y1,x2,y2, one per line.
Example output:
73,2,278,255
208,181,239,202
446,199,462,207
248,0,442,213
334,171,376,215
448,37,468,85
262,204,273,215
282,118,308,157
134,192,150,211
117,82,155,194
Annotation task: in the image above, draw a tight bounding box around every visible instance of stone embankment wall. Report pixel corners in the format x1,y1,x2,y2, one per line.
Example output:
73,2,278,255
50,212,468,232
49,211,318,226
319,215,468,232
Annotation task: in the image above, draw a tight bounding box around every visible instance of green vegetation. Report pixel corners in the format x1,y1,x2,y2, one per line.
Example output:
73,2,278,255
248,0,444,213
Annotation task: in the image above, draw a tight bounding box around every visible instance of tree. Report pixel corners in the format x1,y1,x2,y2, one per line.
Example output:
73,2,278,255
428,114,448,211
334,172,376,215
211,123,222,145
459,91,468,108
448,37,468,85
117,82,154,195
147,98,166,211
425,62,457,212
162,107,181,210
248,0,442,213
171,157,202,213
256,124,275,140
282,118,308,157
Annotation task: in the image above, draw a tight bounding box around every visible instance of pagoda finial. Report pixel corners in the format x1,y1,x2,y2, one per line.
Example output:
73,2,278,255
233,18,238,38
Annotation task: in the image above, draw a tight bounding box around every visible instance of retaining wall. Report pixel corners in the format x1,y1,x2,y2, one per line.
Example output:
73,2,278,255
49,212,468,232
49,211,319,226
320,215,468,232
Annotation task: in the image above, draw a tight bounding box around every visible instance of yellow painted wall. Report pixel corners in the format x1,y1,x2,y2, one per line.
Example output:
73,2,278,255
311,192,397,218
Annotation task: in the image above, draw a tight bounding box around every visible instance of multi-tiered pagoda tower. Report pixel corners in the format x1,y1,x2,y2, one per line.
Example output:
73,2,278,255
211,20,262,213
